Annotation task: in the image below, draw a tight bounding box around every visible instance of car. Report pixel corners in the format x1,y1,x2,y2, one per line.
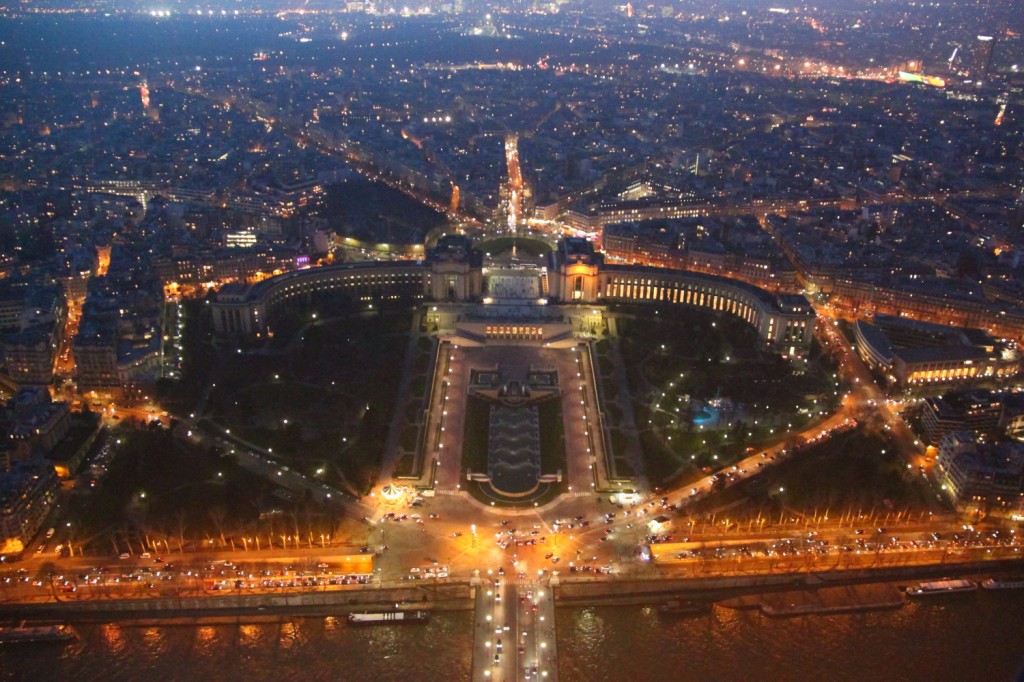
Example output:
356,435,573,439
452,532,463,538
119,552,130,559
35,544,46,554
140,552,151,559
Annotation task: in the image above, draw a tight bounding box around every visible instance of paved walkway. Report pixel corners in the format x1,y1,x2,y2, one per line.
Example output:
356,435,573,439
381,308,428,481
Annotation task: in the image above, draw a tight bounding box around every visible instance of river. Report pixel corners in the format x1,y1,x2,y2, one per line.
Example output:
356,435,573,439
3,592,1023,681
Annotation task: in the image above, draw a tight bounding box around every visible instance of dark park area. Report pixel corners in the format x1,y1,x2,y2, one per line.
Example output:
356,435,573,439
682,426,938,521
316,178,448,245
610,305,839,488
201,309,413,496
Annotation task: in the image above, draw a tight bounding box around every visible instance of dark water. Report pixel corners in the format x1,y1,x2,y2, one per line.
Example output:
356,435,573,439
3,594,1024,682
0,612,473,682
558,591,1024,682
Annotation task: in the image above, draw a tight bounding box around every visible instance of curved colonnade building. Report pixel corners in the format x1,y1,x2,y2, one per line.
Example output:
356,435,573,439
212,235,815,355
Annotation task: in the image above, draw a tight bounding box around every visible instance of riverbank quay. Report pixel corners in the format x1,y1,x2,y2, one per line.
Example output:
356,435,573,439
0,581,473,624
2,556,1023,623
720,583,906,617
552,557,1024,607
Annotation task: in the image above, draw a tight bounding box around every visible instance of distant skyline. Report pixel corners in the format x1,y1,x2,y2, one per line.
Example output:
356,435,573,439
6,0,1020,13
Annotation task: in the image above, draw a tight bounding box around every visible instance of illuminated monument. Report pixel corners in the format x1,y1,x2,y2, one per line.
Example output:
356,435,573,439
212,236,814,355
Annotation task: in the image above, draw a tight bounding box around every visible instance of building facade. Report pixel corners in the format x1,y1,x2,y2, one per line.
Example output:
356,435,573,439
936,431,1024,509
3,328,57,387
920,390,1004,445
212,236,815,354
0,459,60,555
854,315,1020,391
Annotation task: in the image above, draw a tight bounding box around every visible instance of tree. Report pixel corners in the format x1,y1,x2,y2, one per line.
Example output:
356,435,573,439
208,506,228,547
175,508,189,553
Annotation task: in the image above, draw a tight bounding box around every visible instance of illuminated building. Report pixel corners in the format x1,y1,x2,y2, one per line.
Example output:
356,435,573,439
6,389,72,460
0,285,67,388
73,323,161,391
973,36,995,80
546,239,814,354
211,237,478,338
808,272,1024,344
0,459,60,556
73,323,120,390
547,238,602,302
425,234,484,302
597,267,813,355
150,248,300,287
854,315,1020,391
602,219,798,293
3,329,58,387
211,261,430,338
920,390,1004,445
224,230,259,249
936,431,1024,509
213,237,814,355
